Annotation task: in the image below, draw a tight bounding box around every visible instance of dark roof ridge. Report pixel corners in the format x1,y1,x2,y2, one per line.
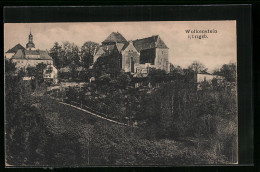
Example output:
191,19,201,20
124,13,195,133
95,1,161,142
6,43,25,53
132,35,168,51
134,35,159,42
102,32,127,43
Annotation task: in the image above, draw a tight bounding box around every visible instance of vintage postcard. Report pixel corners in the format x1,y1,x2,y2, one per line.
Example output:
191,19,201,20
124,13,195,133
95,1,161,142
5,21,237,166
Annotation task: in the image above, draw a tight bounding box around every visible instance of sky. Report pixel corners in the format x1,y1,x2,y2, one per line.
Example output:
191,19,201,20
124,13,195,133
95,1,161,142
4,21,236,72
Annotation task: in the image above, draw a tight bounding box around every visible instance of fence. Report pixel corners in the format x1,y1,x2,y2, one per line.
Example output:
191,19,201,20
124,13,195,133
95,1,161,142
49,96,137,128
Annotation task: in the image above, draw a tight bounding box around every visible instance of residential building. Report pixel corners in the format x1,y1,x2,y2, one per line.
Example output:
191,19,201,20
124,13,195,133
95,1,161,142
7,30,58,83
43,64,58,84
9,31,54,70
196,73,224,83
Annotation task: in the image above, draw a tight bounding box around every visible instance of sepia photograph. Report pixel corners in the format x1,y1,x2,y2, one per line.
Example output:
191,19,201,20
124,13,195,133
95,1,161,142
4,21,238,166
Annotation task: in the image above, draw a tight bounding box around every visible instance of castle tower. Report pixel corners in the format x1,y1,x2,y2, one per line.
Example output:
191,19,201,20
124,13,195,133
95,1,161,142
26,29,35,50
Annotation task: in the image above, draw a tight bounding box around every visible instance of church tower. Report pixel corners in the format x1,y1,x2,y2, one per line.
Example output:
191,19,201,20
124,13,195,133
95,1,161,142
26,29,35,50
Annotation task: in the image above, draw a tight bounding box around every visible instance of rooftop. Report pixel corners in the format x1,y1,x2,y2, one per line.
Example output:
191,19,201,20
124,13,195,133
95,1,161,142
6,44,25,53
133,35,168,52
12,49,53,60
102,32,127,44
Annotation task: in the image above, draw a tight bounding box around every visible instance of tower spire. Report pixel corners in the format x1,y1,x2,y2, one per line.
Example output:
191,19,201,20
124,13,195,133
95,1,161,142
26,28,35,50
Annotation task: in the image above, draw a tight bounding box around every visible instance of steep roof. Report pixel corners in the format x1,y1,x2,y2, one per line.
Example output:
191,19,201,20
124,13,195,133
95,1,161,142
12,49,24,59
38,50,53,60
95,33,168,59
156,36,169,49
121,42,130,51
116,43,125,52
12,49,52,60
6,44,25,53
102,32,127,44
133,35,168,52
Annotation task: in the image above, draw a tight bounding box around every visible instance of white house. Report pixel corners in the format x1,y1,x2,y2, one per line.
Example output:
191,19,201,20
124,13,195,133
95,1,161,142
196,73,224,83
196,73,225,90
43,64,58,84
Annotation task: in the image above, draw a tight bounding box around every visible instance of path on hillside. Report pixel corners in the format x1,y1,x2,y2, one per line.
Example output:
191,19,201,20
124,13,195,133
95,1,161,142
50,96,136,127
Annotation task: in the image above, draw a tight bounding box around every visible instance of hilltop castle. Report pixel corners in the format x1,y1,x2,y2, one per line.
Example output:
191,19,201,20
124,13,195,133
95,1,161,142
93,32,170,74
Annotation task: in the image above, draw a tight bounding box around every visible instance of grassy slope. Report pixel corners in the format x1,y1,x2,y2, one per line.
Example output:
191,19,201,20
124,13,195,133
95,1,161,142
34,96,224,166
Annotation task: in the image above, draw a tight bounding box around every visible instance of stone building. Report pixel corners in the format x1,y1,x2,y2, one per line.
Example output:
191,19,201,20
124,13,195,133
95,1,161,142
93,32,170,75
6,30,58,83
9,31,53,70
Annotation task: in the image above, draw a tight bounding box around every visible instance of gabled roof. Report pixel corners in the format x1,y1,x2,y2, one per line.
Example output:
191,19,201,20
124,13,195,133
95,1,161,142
12,49,24,59
95,47,105,56
12,49,52,60
38,50,53,60
116,43,125,52
156,36,169,49
121,42,130,51
102,32,127,44
95,33,169,59
6,44,25,53
133,35,168,52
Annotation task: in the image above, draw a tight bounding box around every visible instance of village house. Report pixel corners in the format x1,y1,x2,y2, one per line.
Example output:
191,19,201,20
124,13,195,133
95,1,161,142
196,73,225,90
5,30,58,83
196,73,224,83
43,65,58,84
93,32,170,75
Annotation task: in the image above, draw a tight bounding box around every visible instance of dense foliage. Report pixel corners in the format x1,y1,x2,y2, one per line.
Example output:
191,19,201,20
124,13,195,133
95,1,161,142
49,41,99,70
213,63,237,82
5,59,238,166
